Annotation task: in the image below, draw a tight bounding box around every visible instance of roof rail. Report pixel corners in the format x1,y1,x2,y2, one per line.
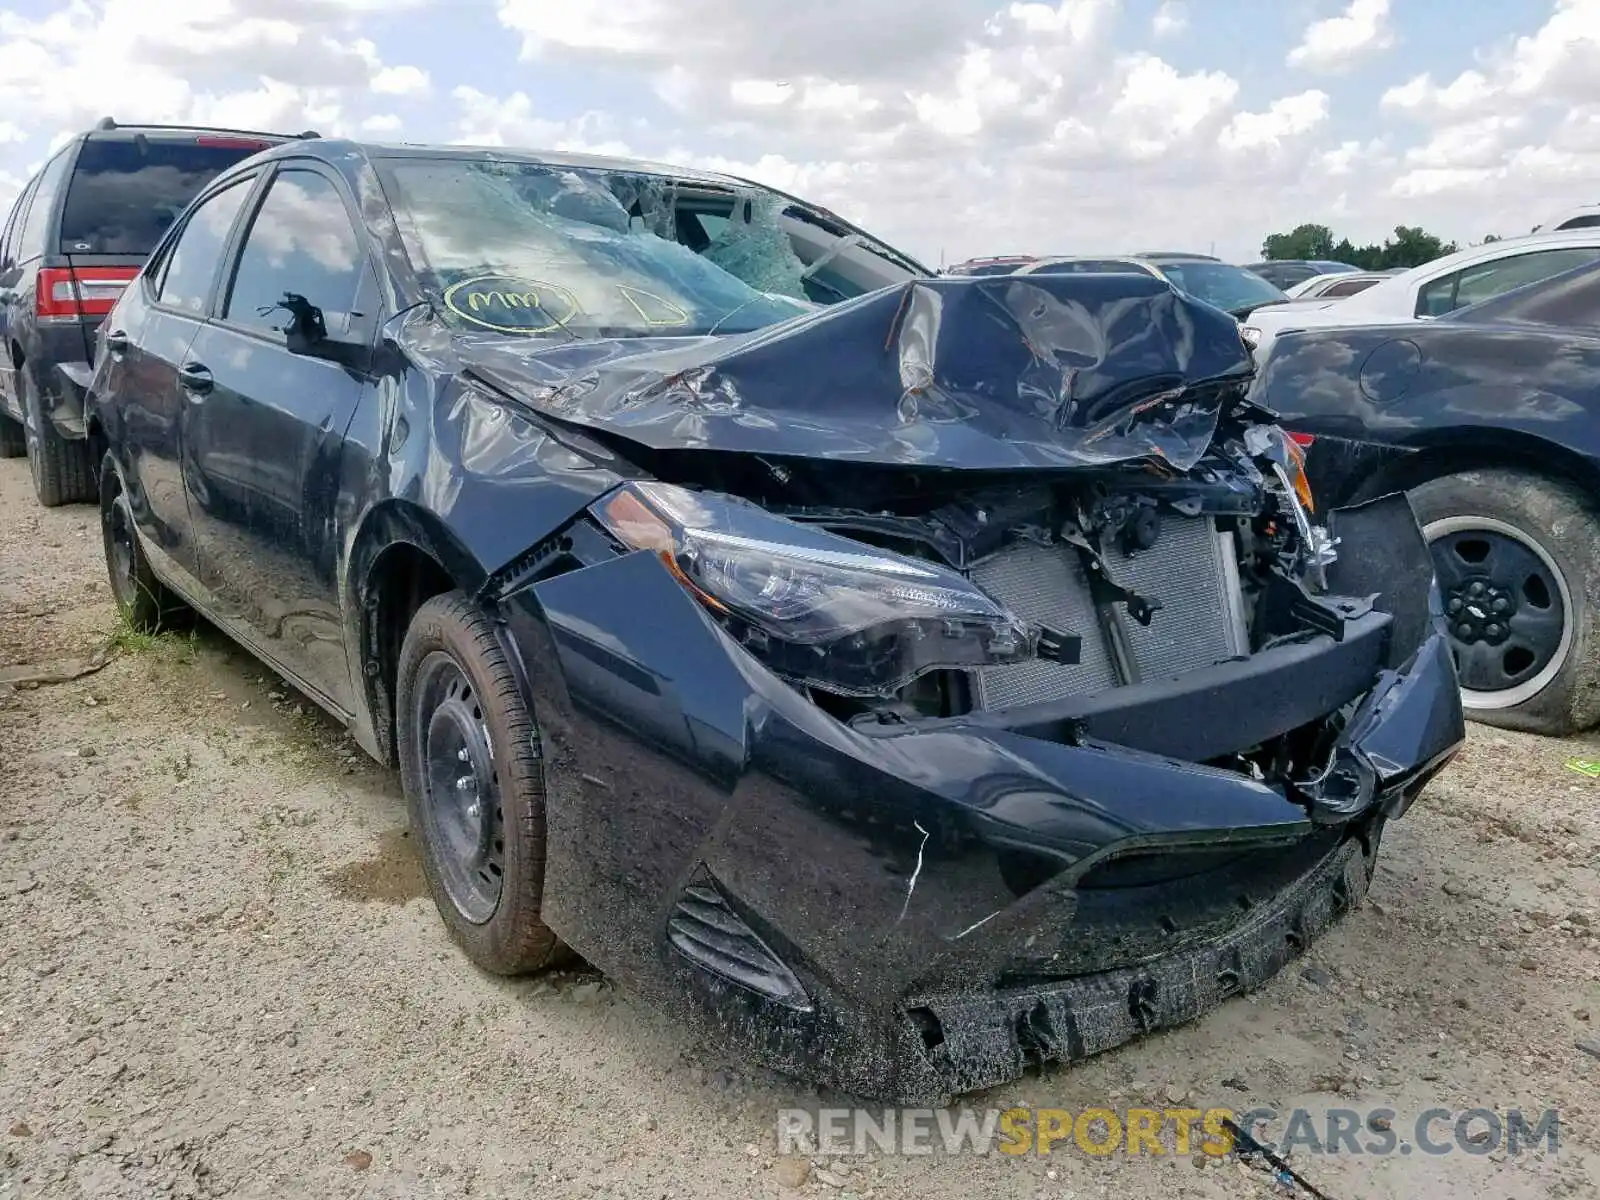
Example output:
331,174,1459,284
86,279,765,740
83,120,304,141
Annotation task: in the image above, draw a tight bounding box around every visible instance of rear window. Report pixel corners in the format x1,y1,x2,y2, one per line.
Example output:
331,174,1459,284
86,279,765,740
58,137,273,256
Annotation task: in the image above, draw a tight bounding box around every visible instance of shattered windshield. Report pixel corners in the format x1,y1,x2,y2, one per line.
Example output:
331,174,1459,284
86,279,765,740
378,158,825,338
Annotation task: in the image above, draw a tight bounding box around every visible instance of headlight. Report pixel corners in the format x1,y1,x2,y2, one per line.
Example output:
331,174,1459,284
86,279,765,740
592,481,1036,696
1245,423,1315,514
1239,325,1261,349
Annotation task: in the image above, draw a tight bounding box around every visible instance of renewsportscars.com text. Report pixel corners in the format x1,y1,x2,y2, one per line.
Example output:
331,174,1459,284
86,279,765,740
776,1105,1560,1158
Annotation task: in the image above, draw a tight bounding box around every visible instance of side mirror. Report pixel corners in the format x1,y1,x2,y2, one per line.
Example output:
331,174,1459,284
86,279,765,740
277,291,370,370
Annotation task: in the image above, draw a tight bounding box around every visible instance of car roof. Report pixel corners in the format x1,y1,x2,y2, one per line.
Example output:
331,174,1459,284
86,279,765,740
79,118,311,144
252,138,761,191
1134,251,1219,261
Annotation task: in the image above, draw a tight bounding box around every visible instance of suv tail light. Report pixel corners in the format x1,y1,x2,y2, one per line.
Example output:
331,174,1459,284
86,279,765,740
36,266,139,319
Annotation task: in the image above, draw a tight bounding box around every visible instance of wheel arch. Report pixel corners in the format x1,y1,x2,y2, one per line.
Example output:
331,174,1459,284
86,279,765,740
1347,429,1600,509
346,500,486,766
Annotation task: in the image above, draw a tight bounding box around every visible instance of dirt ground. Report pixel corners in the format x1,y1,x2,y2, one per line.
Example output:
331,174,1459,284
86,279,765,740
1,457,1598,1200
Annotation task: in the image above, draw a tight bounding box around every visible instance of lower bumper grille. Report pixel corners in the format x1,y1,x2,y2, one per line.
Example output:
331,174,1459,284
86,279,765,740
970,515,1249,710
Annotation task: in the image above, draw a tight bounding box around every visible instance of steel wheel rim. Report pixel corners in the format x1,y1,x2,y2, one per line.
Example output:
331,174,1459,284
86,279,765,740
413,651,504,923
1424,514,1573,710
102,493,139,610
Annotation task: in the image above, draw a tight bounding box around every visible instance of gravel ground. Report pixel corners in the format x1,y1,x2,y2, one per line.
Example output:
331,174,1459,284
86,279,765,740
1,457,1598,1199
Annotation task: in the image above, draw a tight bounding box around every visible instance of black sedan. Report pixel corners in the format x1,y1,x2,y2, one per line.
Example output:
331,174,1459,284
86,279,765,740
85,138,1464,1102
1254,260,1600,737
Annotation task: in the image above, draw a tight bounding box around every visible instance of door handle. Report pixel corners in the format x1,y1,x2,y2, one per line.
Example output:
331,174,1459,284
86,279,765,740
103,329,129,354
177,362,213,396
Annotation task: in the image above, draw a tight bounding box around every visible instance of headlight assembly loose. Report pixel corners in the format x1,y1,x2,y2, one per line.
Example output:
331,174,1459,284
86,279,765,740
592,480,1037,696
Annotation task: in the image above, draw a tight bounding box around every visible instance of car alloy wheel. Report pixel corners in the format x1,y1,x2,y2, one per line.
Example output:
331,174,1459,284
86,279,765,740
1424,514,1574,710
411,649,506,924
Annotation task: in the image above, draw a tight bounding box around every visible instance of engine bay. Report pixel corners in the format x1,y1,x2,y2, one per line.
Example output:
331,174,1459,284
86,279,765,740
756,428,1348,731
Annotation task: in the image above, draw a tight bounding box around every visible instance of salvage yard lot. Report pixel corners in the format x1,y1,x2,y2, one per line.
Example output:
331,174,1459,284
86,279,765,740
0,458,1598,1200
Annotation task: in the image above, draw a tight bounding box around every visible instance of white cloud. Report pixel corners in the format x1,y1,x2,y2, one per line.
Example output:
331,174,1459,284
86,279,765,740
1219,91,1331,153
0,0,1594,267
371,65,431,97
1151,1,1187,38
460,0,1354,260
1377,0,1600,231
1287,0,1394,73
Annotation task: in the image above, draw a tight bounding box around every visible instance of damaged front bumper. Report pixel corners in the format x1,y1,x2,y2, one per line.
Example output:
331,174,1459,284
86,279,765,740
487,492,1464,1103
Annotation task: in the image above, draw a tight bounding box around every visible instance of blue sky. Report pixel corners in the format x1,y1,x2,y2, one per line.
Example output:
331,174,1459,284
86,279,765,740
0,1,1591,261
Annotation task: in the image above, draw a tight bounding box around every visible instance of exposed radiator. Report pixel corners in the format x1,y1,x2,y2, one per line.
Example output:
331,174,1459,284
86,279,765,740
969,515,1249,710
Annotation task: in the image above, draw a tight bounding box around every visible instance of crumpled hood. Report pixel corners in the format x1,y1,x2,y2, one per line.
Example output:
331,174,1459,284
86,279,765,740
448,273,1256,473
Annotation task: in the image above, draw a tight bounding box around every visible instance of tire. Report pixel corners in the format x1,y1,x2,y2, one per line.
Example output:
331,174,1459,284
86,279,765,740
396,591,564,974
1410,468,1600,736
99,453,187,632
20,365,95,506
0,411,23,457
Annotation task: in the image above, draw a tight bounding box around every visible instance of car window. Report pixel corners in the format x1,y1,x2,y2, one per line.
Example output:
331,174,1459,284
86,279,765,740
1556,214,1600,230
1,178,36,268
1448,261,1600,329
1322,278,1380,298
223,170,367,339
153,177,255,314
1416,247,1600,316
58,137,274,256
17,151,71,262
1151,261,1289,310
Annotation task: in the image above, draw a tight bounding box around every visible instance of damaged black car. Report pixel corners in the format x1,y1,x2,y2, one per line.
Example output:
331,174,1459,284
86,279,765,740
84,140,1466,1103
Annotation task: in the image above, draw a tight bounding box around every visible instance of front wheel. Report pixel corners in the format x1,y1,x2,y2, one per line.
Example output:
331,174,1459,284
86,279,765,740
1412,468,1600,736
396,591,564,974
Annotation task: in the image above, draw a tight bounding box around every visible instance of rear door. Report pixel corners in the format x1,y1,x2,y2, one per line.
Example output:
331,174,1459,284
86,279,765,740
0,177,36,421
55,132,280,363
102,173,260,588
180,162,376,712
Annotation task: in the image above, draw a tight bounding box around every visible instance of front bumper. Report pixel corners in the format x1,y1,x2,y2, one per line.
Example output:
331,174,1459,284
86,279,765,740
488,493,1464,1101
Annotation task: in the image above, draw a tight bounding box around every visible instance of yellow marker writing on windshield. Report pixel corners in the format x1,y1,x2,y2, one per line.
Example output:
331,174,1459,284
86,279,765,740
442,274,580,334
616,284,690,327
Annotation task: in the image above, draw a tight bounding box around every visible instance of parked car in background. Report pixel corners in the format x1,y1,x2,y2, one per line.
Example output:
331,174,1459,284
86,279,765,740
1282,270,1401,300
1239,230,1600,364
0,119,314,506
1244,259,1360,290
1254,259,1600,736
1533,204,1600,232
1018,253,1291,319
87,137,1461,1102
943,254,1037,276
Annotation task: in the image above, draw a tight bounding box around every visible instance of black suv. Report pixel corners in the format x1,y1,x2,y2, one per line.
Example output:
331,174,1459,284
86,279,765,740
0,119,314,505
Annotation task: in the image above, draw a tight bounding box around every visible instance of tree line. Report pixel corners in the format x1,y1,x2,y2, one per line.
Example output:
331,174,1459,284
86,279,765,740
1258,223,1501,270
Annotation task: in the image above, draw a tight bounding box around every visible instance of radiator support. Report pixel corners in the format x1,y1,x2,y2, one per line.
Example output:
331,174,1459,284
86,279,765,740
969,516,1250,711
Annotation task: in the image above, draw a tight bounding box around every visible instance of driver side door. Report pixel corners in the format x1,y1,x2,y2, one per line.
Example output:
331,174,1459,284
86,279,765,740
180,163,379,716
